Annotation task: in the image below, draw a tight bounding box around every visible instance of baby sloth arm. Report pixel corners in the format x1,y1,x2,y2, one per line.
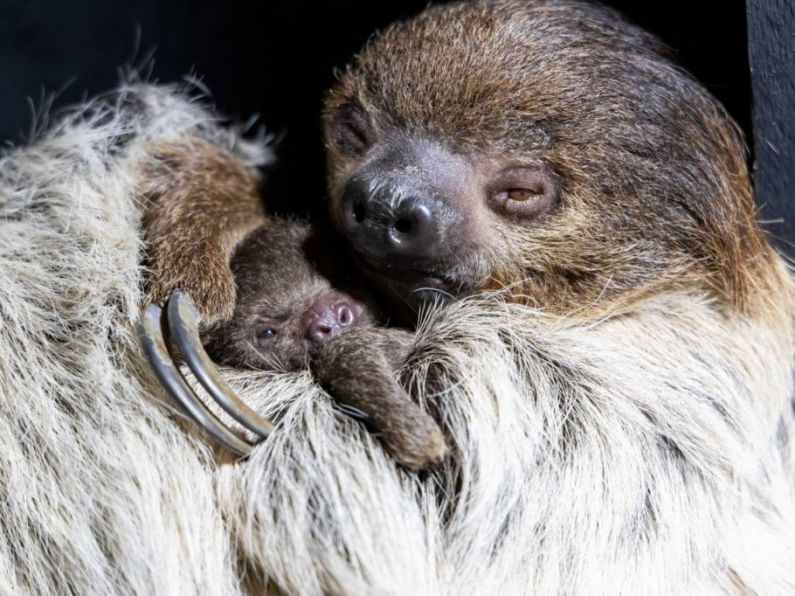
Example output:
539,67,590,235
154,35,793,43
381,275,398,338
311,326,447,471
138,137,266,328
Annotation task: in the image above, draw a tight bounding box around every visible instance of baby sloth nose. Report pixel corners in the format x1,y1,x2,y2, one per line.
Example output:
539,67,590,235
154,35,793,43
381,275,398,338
304,293,361,346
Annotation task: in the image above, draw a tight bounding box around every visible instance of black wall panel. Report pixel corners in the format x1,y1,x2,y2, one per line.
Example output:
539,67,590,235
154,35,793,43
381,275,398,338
747,0,795,257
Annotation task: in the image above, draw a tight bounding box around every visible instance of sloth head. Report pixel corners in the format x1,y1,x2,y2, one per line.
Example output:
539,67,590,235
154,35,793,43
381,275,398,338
323,0,772,316
205,220,374,371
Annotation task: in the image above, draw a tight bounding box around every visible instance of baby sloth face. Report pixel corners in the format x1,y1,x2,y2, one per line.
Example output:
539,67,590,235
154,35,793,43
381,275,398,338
204,219,375,371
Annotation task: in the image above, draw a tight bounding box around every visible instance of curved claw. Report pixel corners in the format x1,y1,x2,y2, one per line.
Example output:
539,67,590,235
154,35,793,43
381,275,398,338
138,301,256,457
167,290,274,439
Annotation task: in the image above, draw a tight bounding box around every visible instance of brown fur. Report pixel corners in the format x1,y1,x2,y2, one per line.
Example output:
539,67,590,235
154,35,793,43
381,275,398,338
138,137,267,327
311,325,448,471
322,0,778,319
203,219,372,370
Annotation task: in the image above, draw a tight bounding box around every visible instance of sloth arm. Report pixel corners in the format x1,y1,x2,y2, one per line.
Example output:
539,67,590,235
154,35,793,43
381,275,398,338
137,137,266,328
312,327,448,471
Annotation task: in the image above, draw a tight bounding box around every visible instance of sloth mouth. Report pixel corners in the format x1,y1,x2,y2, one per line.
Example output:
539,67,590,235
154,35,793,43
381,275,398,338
351,253,457,300
387,268,453,292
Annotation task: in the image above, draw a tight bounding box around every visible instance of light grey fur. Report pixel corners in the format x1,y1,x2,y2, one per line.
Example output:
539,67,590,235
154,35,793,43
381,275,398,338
1,84,794,595
0,83,265,594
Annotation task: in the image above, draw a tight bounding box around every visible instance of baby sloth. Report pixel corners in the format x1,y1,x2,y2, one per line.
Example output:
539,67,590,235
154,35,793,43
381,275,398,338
138,136,446,470
204,218,447,471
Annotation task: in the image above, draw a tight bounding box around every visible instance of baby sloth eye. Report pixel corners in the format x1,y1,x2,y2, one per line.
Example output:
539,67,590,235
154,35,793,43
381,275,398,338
254,325,279,348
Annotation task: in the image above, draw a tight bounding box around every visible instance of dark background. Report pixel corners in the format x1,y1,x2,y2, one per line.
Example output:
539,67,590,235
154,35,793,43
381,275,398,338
0,0,780,232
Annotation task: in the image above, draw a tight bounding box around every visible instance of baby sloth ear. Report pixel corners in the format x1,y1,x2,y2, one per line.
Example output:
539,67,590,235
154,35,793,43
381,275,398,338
488,165,559,219
331,103,375,156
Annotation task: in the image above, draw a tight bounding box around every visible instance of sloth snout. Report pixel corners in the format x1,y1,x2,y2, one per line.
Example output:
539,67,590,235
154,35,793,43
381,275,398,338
338,177,442,265
303,293,363,346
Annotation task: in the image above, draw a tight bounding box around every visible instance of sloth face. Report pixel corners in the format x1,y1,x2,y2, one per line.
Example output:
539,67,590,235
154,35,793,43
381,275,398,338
205,220,373,371
323,0,765,316
326,125,559,309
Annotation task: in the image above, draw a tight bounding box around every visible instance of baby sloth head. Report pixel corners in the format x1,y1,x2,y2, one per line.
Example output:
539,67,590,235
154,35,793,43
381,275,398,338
205,219,373,371
323,0,772,316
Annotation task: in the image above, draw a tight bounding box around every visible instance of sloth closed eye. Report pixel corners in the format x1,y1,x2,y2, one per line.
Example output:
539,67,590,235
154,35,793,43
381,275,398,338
505,189,539,201
490,169,559,219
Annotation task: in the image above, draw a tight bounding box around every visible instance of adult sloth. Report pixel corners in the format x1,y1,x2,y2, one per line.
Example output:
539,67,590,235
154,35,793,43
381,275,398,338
0,0,792,594
138,1,795,593
313,0,795,593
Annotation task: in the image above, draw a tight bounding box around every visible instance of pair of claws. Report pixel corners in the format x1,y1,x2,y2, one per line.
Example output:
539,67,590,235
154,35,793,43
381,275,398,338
138,290,274,457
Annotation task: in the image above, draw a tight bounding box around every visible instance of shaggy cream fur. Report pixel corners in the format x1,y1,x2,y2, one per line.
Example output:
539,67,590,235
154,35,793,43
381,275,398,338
0,84,264,594
1,83,794,595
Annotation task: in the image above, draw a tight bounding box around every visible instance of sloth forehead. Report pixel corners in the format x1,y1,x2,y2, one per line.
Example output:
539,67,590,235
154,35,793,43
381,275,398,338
322,0,767,314
341,0,675,151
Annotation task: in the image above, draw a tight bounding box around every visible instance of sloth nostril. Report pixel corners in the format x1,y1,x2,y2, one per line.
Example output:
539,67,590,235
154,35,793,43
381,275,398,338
394,217,413,235
307,320,335,344
339,305,353,326
352,200,366,224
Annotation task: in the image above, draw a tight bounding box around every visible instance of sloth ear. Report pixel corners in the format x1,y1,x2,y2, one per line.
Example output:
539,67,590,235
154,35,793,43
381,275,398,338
332,103,375,156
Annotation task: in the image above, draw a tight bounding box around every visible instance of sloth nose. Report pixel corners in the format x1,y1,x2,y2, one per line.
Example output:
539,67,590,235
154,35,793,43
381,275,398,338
304,295,361,346
338,178,440,264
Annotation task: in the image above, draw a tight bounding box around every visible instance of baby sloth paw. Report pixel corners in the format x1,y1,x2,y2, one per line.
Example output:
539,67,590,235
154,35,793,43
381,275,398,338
379,402,448,472
145,256,237,330
312,326,448,472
